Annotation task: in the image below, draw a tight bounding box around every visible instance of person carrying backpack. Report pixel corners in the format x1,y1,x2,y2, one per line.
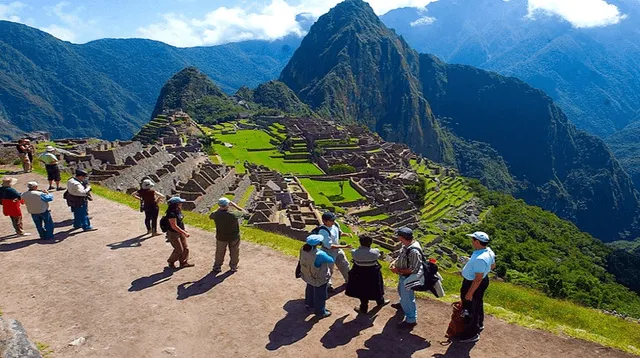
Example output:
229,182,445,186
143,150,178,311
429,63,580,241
346,235,390,314
390,227,422,329
165,197,194,269
458,231,496,343
317,211,352,291
66,169,96,232
209,197,247,273
299,234,335,319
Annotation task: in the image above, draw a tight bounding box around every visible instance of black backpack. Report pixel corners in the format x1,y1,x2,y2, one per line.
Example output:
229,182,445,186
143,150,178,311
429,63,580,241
159,216,170,233
407,246,442,295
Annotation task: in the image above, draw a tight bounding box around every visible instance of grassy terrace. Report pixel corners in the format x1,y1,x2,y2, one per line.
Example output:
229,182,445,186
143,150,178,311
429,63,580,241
208,128,322,175
27,158,640,354
299,178,365,213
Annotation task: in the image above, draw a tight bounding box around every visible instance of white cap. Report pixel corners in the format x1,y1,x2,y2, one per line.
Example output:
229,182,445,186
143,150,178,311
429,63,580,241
45,146,55,152
141,179,155,190
27,181,38,189
467,231,490,243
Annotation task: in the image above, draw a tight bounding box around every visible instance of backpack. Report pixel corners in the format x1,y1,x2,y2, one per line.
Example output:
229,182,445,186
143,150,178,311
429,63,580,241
444,301,467,342
159,216,170,233
407,246,444,297
296,226,333,278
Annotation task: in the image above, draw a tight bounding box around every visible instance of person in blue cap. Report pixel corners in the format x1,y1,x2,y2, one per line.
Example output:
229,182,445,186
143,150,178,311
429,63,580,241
318,211,352,291
210,197,247,273
458,231,496,343
390,227,422,329
165,196,193,269
299,234,335,318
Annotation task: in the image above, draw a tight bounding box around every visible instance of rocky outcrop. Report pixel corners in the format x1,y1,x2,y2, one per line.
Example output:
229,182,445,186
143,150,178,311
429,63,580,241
0,317,42,358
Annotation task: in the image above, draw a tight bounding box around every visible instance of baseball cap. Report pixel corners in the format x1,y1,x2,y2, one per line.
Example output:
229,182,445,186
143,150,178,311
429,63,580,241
218,197,231,207
167,196,187,205
75,169,88,177
27,181,38,189
322,211,337,221
467,231,490,243
397,227,414,240
141,179,155,190
45,145,55,152
306,234,324,246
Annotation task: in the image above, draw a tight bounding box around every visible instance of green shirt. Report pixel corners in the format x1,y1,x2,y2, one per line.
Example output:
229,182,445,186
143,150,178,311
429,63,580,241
210,209,243,242
40,152,58,165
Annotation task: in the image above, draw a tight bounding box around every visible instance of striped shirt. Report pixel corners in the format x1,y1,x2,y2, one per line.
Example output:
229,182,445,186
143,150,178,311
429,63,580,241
351,247,381,267
395,241,422,275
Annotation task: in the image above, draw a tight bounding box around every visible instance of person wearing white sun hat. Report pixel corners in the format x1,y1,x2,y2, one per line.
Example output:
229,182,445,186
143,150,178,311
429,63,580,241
39,145,64,191
133,178,164,235
459,231,496,343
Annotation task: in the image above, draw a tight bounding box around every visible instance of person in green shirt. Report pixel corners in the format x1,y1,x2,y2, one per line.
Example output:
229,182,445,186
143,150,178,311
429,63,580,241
39,146,64,191
209,197,247,273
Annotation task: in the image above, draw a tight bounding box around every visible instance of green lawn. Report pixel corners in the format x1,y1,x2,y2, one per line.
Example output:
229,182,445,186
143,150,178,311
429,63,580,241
299,179,365,211
212,130,322,175
358,213,390,222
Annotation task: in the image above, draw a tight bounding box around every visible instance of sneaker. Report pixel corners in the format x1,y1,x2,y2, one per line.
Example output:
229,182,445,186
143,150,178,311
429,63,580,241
212,267,222,273
19,232,31,236
48,186,55,190
179,263,195,269
459,334,480,343
479,325,485,333
83,228,98,232
318,310,332,319
391,303,403,310
377,299,391,307
56,187,65,191
230,267,238,272
396,321,417,329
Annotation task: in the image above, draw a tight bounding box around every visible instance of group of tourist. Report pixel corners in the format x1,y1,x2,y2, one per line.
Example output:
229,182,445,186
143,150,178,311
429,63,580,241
298,211,495,343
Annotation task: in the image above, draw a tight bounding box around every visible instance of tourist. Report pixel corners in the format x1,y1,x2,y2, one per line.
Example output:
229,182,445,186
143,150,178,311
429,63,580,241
133,179,163,236
165,196,193,269
459,231,496,343
39,146,63,191
66,169,96,232
210,197,247,273
24,139,34,171
390,227,422,329
16,139,31,173
21,181,55,240
0,177,30,236
318,211,351,291
346,235,390,314
299,234,335,318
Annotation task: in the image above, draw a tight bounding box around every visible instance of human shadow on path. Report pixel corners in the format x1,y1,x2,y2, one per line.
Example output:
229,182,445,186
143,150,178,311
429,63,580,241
328,284,346,299
266,299,322,351
0,228,78,252
356,310,431,358
321,313,378,348
432,341,474,358
54,219,73,228
176,270,234,300
107,234,150,250
129,267,174,292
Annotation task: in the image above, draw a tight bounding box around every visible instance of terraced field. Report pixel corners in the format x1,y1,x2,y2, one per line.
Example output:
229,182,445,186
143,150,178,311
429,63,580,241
299,178,365,213
205,122,322,175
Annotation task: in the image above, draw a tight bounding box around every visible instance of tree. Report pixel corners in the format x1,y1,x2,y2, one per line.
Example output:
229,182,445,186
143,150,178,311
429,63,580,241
339,181,345,195
327,164,356,175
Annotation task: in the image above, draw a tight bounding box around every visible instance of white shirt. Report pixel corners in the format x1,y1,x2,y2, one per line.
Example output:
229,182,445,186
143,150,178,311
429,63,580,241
320,222,341,251
67,177,91,197
462,247,496,281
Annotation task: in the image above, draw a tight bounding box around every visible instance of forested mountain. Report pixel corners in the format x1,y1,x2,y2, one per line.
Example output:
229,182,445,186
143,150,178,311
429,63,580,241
0,21,298,140
380,0,640,138
280,0,640,242
606,121,640,190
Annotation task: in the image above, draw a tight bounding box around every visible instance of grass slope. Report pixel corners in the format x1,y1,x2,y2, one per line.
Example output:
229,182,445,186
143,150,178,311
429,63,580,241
299,178,364,211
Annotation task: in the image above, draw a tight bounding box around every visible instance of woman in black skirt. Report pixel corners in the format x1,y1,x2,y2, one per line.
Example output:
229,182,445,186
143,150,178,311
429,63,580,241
346,235,390,314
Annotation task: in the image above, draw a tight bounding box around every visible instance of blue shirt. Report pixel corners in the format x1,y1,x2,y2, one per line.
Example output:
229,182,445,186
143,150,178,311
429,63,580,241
462,247,495,281
320,223,341,250
314,250,335,268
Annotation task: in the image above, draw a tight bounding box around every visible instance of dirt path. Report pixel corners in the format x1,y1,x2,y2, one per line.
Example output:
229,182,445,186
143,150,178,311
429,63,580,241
0,171,635,358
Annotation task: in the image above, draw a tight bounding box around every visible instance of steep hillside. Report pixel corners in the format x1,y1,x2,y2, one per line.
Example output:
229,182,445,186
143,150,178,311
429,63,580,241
252,81,314,117
381,0,640,138
279,0,640,242
279,0,451,161
0,21,297,140
607,121,640,189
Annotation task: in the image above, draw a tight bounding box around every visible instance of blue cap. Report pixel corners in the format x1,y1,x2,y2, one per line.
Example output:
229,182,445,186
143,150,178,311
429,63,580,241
218,197,231,207
168,196,187,205
306,234,323,246
397,227,413,239
322,211,337,221
467,231,490,243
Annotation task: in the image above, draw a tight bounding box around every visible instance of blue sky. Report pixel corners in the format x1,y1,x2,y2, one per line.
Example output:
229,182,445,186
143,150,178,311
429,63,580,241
0,0,629,47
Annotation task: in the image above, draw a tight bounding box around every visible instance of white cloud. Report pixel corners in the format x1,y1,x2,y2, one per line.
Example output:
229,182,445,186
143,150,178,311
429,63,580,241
40,2,100,42
527,0,627,28
0,1,25,22
137,0,440,47
41,23,76,41
411,16,436,26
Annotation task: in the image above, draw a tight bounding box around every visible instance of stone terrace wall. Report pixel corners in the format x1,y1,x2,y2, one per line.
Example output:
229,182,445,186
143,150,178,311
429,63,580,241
193,168,237,214
152,153,207,197
253,222,309,241
86,141,142,165
100,149,174,192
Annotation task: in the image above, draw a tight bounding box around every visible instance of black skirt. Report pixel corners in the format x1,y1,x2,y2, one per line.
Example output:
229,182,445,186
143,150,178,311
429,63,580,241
346,263,385,301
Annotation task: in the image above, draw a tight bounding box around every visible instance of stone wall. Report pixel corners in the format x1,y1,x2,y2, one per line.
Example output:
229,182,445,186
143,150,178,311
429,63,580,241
253,222,309,242
0,317,42,358
86,141,143,165
100,149,174,192
193,168,238,214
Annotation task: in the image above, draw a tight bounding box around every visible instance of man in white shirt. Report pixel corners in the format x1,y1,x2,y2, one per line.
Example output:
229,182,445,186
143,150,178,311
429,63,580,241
318,211,351,291
459,231,496,343
66,169,96,232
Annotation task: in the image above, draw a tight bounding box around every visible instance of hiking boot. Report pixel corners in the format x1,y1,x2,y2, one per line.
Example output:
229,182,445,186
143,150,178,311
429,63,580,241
318,310,332,319
212,267,222,273
396,321,417,329
459,334,480,343
179,263,195,269
48,186,55,190
230,267,238,272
